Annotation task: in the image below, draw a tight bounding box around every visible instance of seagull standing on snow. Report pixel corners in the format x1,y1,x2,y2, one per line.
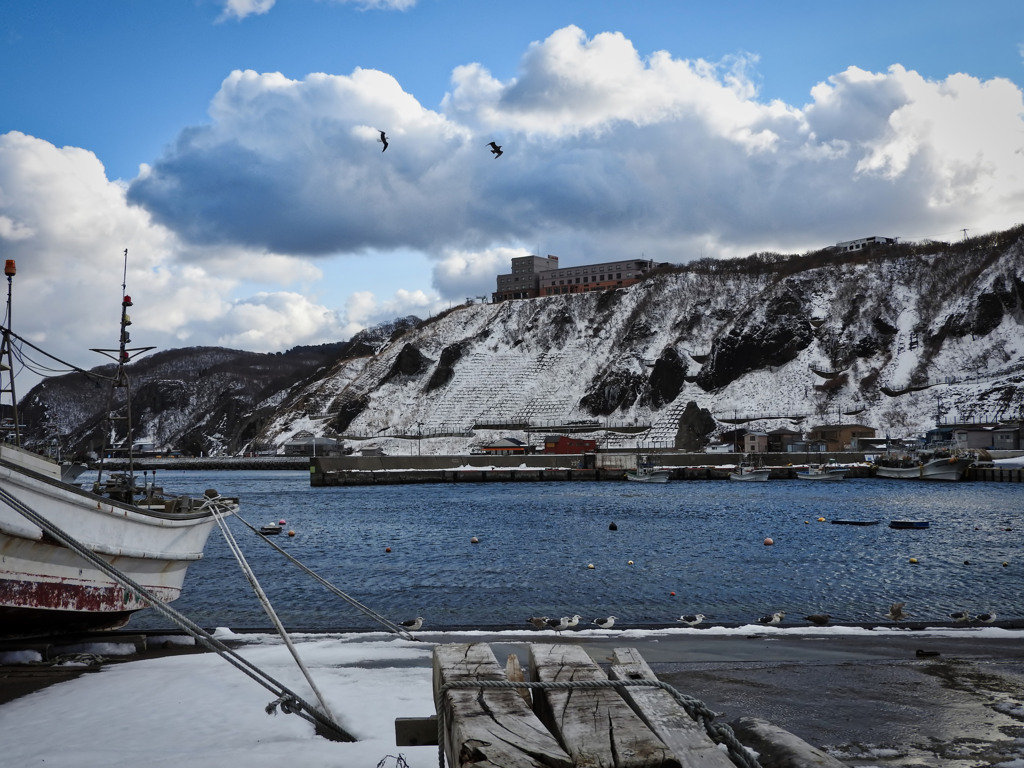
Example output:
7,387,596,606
886,602,909,622
976,612,997,624
757,611,785,625
566,614,582,629
377,130,389,152
526,616,549,628
592,616,617,629
949,611,971,623
677,614,705,627
401,616,423,631
487,141,503,158
803,613,831,626
548,616,570,633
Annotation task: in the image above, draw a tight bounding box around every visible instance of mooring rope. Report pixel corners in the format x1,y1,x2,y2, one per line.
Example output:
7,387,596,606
434,678,762,768
231,510,417,640
0,485,356,742
212,508,339,725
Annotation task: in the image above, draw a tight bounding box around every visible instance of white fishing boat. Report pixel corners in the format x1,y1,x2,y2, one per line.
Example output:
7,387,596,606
873,443,976,481
0,257,237,637
796,460,847,481
625,454,670,483
625,465,671,483
729,456,770,482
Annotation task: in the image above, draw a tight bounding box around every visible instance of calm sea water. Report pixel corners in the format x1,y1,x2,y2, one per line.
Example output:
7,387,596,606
127,470,1023,632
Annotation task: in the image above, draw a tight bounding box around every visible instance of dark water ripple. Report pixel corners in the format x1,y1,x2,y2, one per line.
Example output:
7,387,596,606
127,470,1023,631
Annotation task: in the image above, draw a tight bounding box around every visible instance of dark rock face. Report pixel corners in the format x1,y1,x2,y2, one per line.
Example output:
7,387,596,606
426,343,466,391
330,395,368,433
674,400,716,451
383,343,431,381
696,289,814,391
645,347,687,408
872,316,899,336
580,369,646,415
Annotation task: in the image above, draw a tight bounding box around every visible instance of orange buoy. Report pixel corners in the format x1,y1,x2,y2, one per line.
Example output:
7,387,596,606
670,591,676,596
909,557,918,564
288,530,295,537
763,537,774,546
471,536,479,544
385,547,391,553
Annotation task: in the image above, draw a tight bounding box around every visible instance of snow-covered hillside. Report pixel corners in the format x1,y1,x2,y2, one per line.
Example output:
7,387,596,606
261,229,1024,455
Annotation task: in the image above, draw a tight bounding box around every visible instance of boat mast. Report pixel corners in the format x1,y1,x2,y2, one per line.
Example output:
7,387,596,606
0,259,20,446
92,250,153,495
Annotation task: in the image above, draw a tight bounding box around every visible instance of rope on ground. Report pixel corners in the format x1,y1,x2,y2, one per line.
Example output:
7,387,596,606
435,678,762,768
231,509,417,640
212,507,339,725
0,486,356,743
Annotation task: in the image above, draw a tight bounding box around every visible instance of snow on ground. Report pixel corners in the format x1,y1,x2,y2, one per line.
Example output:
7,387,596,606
2,625,1022,767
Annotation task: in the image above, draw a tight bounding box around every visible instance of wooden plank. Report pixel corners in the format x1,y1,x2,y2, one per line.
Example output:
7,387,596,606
529,643,680,768
609,647,736,768
433,643,572,768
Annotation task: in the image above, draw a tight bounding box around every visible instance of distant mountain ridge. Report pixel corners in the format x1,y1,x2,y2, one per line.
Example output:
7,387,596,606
17,228,1024,458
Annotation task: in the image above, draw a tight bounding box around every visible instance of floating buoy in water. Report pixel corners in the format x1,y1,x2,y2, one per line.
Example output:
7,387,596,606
385,547,391,553
279,519,286,525
587,563,595,569
609,522,618,531
804,520,810,524
764,537,774,546
964,560,970,565
909,557,918,564
628,560,634,565
470,536,479,544
670,591,676,596
817,517,826,522
1003,561,1009,567
288,530,295,537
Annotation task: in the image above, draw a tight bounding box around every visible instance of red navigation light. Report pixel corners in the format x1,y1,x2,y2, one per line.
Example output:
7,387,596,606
123,295,133,306
4,260,15,277
120,351,130,362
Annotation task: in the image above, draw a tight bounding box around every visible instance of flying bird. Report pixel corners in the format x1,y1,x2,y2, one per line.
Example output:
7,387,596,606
487,141,503,158
949,611,971,623
885,602,909,622
378,130,389,152
401,616,423,631
803,613,831,626
592,616,617,629
976,613,997,624
526,616,549,628
677,614,705,627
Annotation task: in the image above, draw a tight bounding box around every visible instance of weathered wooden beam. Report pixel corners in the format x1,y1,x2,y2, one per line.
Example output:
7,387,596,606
433,643,572,768
529,643,681,768
609,647,736,768
730,716,848,768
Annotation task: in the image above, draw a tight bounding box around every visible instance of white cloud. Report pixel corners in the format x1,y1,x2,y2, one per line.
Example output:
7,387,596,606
0,131,379,390
126,25,1024,270
216,0,276,23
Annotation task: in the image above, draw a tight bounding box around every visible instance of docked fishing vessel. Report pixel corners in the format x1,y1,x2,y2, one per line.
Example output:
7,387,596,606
0,257,237,637
625,454,670,483
873,445,975,481
729,456,770,482
796,460,847,481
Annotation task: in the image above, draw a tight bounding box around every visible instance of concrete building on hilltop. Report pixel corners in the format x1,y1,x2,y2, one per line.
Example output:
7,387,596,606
493,254,655,302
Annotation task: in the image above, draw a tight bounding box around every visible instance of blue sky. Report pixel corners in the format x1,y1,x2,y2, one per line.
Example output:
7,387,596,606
2,0,1024,386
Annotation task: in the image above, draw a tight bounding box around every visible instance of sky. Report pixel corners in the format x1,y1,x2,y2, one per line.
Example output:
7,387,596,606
2,1,1024,392
1,625,1021,767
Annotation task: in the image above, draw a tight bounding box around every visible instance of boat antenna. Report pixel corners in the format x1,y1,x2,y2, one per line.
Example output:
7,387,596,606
1,259,21,446
91,249,154,497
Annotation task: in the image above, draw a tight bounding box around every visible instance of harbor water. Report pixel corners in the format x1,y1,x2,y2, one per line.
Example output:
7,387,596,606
128,470,1022,632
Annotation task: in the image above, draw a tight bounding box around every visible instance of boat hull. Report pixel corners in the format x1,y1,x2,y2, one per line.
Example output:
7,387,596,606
0,445,222,637
729,469,770,482
875,457,973,481
625,470,670,484
796,470,846,481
